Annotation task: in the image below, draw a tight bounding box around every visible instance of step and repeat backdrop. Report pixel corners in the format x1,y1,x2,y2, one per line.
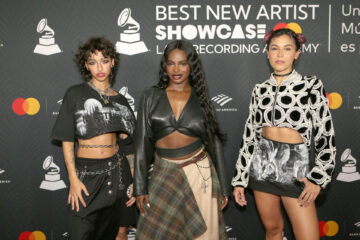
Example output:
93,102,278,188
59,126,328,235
0,0,359,239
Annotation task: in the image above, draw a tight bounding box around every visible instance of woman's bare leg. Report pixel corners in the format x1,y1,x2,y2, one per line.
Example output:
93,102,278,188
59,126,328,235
281,196,319,240
253,190,283,240
115,227,128,240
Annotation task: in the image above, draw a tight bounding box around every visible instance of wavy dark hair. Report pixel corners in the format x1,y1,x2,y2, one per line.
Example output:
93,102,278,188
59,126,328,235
156,40,224,141
265,28,306,51
75,37,120,84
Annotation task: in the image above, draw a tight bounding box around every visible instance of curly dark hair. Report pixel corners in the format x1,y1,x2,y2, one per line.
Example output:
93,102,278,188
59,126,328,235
75,37,120,83
156,40,223,141
265,28,306,51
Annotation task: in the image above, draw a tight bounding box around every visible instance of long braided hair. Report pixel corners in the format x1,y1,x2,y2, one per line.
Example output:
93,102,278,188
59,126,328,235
156,40,224,141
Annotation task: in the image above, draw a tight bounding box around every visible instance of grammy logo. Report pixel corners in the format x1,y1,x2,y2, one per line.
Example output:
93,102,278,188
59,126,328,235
337,148,360,182
33,18,61,55
39,156,67,191
115,8,148,55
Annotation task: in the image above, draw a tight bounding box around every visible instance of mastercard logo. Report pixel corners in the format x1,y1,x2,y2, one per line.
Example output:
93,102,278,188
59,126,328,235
12,98,40,115
273,22,302,34
319,221,339,237
326,92,343,109
19,231,46,240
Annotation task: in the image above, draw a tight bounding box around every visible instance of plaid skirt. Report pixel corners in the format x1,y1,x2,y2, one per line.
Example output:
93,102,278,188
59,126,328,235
135,154,227,240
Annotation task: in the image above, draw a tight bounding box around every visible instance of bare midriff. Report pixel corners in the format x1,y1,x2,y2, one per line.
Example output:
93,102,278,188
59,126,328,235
156,131,201,160
262,126,303,144
77,132,128,159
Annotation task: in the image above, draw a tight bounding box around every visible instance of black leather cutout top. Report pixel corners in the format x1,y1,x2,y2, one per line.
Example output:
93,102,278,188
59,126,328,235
151,88,204,141
133,87,231,197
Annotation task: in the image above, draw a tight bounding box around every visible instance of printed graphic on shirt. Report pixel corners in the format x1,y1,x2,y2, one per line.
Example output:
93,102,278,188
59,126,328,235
119,86,137,118
75,98,135,136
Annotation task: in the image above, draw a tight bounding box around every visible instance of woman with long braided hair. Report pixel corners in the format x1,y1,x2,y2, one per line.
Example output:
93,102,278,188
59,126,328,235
134,40,231,239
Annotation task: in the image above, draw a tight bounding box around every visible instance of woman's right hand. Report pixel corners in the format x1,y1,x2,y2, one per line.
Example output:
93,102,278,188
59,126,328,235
68,177,89,212
233,187,247,206
136,194,150,215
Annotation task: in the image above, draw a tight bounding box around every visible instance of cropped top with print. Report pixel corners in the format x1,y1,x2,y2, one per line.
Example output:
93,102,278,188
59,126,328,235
231,70,336,189
133,87,231,196
52,83,136,142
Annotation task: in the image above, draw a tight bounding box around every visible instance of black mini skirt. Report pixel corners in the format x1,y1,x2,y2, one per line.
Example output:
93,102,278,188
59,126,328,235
248,136,309,198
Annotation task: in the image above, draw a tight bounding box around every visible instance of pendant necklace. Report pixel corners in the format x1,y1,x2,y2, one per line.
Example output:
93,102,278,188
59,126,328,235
195,161,211,193
89,81,111,104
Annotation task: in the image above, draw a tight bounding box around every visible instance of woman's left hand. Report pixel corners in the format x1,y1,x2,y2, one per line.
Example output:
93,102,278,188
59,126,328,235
297,177,321,207
125,184,136,207
220,195,229,210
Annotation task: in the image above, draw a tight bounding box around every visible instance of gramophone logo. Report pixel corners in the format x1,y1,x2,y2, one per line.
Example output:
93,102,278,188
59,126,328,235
336,148,360,182
115,8,148,55
33,18,62,55
119,86,137,118
39,156,67,191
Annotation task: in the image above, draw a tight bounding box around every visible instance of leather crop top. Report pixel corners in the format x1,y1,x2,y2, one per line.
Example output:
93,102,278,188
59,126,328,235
150,87,204,140
232,70,336,189
133,87,231,196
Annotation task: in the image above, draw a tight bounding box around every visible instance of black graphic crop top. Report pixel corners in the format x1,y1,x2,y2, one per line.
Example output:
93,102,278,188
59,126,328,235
231,70,336,189
52,83,135,142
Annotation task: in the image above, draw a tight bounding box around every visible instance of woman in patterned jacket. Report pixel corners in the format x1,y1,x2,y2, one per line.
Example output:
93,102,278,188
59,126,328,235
232,23,336,240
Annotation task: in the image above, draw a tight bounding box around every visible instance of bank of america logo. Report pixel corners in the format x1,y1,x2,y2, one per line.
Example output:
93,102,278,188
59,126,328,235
212,94,232,106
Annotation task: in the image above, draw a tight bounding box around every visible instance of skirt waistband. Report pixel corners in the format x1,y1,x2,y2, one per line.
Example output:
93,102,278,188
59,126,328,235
260,135,306,147
155,139,202,158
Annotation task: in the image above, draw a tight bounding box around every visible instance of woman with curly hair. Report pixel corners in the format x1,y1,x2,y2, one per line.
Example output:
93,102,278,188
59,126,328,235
232,24,336,239
134,40,231,239
52,37,136,240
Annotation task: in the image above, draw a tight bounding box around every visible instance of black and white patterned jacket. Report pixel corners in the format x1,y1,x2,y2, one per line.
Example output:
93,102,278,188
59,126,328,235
232,70,336,189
